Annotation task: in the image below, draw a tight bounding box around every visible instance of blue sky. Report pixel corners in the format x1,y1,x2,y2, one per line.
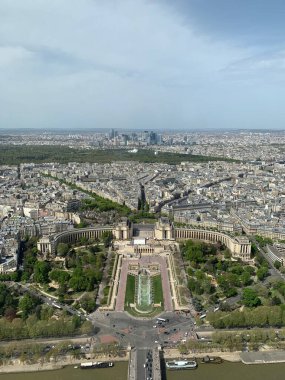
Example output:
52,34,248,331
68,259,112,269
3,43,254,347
0,0,285,130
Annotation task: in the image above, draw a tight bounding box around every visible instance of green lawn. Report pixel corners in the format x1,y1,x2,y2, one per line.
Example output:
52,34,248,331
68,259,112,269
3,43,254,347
152,275,164,306
124,274,164,317
125,305,163,318
124,275,136,306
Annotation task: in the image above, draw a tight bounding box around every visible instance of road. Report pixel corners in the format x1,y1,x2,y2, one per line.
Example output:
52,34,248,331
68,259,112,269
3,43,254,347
249,237,285,281
136,349,148,380
8,279,197,350
91,311,196,349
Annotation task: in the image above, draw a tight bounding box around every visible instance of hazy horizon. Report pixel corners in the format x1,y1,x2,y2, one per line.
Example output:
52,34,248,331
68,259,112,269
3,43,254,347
1,0,285,130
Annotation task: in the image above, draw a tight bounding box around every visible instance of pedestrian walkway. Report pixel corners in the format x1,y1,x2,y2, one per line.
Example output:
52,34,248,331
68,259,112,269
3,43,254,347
241,351,285,364
115,258,129,311
128,348,137,380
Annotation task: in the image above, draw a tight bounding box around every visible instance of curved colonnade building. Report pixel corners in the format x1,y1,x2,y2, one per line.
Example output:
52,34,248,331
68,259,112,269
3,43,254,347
37,218,251,261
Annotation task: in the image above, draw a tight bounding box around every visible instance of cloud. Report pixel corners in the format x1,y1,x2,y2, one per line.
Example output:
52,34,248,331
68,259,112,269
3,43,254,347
0,0,284,129
226,50,285,72
221,49,285,87
0,45,34,67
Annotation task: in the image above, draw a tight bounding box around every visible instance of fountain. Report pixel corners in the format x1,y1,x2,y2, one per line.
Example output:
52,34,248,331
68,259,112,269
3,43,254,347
136,268,152,312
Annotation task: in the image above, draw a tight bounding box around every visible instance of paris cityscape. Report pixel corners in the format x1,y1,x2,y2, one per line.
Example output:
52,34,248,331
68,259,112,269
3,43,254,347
1,0,285,379
1,129,285,380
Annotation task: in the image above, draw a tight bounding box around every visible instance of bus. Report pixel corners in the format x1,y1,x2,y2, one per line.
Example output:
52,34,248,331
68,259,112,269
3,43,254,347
157,318,169,323
52,302,62,309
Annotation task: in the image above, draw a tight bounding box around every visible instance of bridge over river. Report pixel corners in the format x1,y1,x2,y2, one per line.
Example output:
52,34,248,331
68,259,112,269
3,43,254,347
128,348,162,380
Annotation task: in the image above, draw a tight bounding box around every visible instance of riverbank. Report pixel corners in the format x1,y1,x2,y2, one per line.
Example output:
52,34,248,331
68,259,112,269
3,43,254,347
164,347,285,365
0,353,129,374
3,347,285,374
163,348,241,362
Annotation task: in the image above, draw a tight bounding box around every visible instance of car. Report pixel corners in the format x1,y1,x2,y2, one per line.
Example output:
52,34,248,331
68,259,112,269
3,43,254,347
153,325,156,328
154,340,158,344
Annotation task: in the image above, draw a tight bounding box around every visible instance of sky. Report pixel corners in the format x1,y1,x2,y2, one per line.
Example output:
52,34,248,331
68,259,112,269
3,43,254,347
1,0,285,130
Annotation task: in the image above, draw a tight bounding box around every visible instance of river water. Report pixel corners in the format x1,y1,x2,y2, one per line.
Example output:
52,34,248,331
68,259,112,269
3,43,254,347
166,361,285,380
1,361,285,380
0,362,128,380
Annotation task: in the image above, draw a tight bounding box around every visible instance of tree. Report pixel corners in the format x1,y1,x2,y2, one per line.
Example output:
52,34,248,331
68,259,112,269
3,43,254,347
58,283,68,302
242,288,261,308
69,268,88,291
80,295,97,313
22,248,38,279
90,245,101,254
33,261,51,284
72,315,81,329
183,240,204,263
274,261,282,270
256,266,269,281
245,266,255,275
4,307,17,321
224,287,238,298
231,264,244,275
271,296,281,306
76,220,88,228
188,278,197,293
102,231,113,248
240,271,252,286
202,279,215,295
56,243,69,257
224,249,231,259
49,269,70,285
192,297,203,312
19,294,41,319
251,243,258,256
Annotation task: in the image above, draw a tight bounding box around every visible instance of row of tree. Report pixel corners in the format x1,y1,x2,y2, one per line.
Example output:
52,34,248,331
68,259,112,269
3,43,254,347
0,315,92,340
207,305,285,328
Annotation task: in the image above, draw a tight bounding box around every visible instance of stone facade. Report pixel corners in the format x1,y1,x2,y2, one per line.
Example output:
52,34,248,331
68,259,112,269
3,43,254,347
175,228,251,261
37,217,251,261
154,217,175,240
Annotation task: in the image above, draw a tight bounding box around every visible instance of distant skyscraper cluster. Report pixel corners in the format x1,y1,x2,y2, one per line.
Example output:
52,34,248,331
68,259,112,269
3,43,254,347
108,129,162,146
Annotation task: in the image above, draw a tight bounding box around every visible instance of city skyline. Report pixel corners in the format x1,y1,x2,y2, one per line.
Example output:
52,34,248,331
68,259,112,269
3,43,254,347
1,0,285,130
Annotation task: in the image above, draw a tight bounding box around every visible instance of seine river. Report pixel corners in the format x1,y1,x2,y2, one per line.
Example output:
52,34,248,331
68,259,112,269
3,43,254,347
1,361,285,380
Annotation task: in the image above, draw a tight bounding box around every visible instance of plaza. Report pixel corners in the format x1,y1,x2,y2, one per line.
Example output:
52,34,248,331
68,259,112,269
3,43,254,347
37,217,252,316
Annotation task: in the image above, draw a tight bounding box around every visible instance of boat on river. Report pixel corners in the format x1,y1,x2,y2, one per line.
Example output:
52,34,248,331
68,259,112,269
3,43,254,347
166,360,197,370
201,356,223,364
80,362,114,369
